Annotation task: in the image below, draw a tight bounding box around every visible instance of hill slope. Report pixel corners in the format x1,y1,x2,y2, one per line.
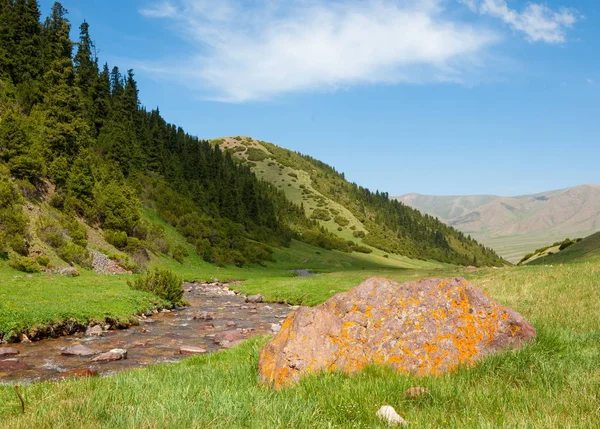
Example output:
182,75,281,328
213,137,505,267
0,2,502,274
397,185,600,262
527,232,600,265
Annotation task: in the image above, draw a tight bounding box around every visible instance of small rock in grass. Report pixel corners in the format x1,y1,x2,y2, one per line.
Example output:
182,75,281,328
179,346,207,355
403,386,429,399
376,406,407,426
86,325,103,337
62,345,98,357
245,294,263,303
0,347,19,356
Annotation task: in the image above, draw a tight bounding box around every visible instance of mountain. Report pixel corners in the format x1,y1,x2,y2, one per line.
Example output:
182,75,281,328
212,137,505,266
397,185,600,262
527,232,600,265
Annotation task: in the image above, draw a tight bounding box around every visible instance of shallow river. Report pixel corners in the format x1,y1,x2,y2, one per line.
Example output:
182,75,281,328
0,282,293,385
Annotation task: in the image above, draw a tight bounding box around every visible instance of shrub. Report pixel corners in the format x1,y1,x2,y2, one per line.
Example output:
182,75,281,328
337,227,343,231
0,176,28,255
311,208,331,221
246,148,270,162
171,245,189,264
56,242,91,267
8,252,40,273
334,215,349,227
353,230,366,238
104,229,128,249
128,269,184,306
94,181,141,234
329,208,339,215
287,172,298,178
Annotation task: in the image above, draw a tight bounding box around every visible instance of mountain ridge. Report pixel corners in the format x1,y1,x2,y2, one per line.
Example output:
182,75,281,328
396,185,600,262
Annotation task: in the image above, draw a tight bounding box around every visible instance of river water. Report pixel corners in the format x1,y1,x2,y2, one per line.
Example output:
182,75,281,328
0,282,293,385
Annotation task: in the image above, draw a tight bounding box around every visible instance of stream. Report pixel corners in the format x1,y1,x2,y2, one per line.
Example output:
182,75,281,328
0,282,294,385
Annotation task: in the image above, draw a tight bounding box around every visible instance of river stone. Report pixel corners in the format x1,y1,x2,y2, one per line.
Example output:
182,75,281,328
0,359,29,371
259,277,536,388
179,346,207,355
62,344,98,357
245,294,264,303
214,330,243,347
0,347,19,356
86,325,104,337
92,348,127,362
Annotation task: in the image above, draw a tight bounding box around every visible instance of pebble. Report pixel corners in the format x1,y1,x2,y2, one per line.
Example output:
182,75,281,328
179,346,207,355
226,321,236,327
92,348,127,362
270,324,281,333
245,294,264,303
62,345,98,357
86,325,104,337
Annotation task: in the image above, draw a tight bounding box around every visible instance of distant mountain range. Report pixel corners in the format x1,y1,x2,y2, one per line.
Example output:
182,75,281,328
397,185,600,262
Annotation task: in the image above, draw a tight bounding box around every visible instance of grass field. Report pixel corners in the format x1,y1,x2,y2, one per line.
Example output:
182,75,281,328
1,260,599,428
0,264,167,342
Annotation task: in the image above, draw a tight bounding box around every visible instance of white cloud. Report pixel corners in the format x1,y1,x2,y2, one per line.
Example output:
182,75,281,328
139,1,178,18
587,78,594,85
138,0,497,102
459,0,577,43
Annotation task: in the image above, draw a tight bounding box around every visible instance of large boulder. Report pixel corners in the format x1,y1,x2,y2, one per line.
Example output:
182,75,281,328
259,277,536,388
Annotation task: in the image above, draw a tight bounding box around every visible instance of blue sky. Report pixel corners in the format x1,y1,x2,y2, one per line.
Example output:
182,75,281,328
40,0,599,196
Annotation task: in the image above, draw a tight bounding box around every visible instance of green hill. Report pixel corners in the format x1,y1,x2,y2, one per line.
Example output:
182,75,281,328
527,232,600,265
213,137,505,267
0,1,503,286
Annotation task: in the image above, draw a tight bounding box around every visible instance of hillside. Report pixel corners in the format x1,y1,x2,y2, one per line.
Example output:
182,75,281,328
212,137,505,266
0,1,503,280
527,232,600,265
397,185,600,262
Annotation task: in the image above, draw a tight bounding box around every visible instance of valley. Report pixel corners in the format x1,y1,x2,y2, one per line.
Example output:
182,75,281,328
398,185,600,262
0,1,599,428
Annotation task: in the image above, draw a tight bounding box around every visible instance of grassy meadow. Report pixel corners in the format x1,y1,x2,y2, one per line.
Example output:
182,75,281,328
1,252,599,427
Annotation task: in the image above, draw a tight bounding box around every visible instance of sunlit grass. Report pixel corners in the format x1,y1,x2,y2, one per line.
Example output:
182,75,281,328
1,262,599,427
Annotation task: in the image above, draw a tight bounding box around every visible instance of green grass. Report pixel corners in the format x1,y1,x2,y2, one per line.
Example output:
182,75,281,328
470,229,598,263
1,206,443,342
0,263,167,341
1,262,599,427
529,232,600,265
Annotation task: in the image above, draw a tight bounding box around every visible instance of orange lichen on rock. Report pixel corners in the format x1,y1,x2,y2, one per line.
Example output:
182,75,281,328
258,277,536,389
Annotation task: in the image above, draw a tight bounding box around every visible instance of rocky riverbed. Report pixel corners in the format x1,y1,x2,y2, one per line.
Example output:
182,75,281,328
0,282,294,384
